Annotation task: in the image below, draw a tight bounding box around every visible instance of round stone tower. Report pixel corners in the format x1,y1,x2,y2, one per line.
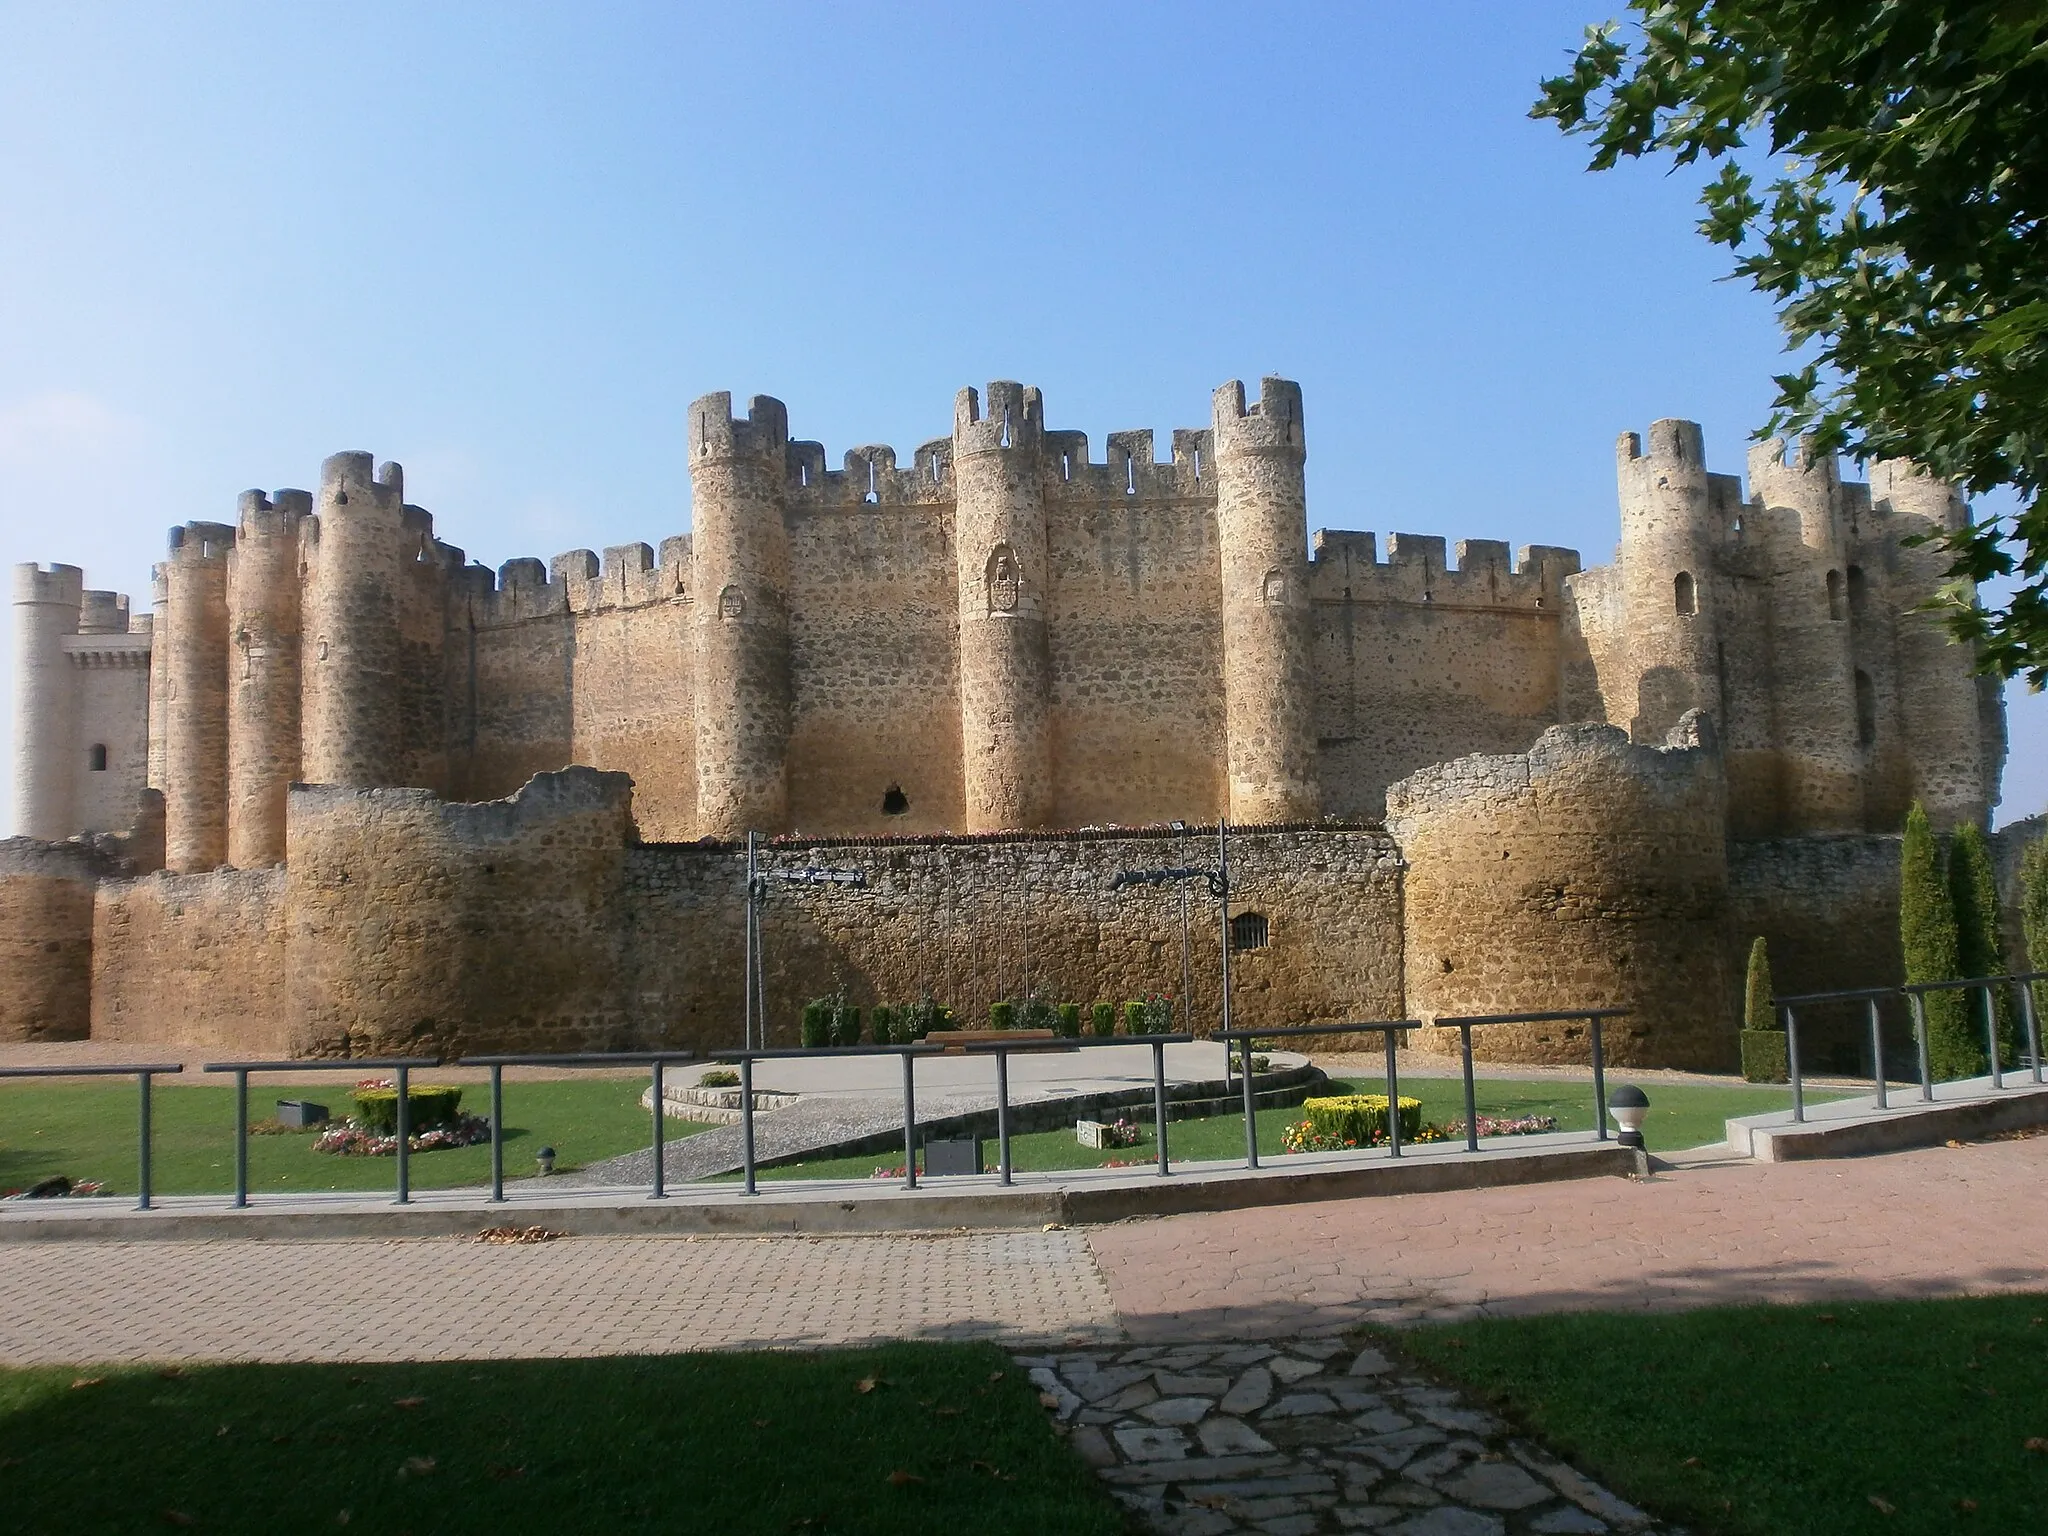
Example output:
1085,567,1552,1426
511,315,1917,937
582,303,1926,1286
162,522,236,872
1389,717,1737,1072
301,453,411,789
226,487,310,866
1615,419,1724,745
1211,377,1319,824
10,562,83,841
146,562,169,793
687,393,794,837
951,381,1054,832
1748,436,1863,831
1869,459,1995,829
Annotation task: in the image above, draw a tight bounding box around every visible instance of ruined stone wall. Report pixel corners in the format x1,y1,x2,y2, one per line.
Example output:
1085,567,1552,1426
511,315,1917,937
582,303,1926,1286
89,867,290,1051
1389,719,1738,1071
0,839,108,1042
284,768,640,1058
1313,534,1578,821
622,824,1405,1053
1726,833,1903,1073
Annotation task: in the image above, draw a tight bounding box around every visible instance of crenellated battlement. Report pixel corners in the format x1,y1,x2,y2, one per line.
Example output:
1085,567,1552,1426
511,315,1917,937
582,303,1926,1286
783,440,952,506
953,381,1044,456
235,488,312,542
1307,529,1579,609
11,563,84,608
317,451,404,511
77,591,130,635
1211,376,1304,459
688,392,788,464
166,521,236,566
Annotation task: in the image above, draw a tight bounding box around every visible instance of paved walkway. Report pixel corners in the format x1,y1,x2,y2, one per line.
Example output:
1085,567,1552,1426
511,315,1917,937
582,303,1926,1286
0,1229,1118,1364
1092,1134,2048,1338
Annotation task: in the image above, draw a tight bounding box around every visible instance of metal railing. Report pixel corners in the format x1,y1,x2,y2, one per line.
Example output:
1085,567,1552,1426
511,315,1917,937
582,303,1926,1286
450,1052,699,1202
0,1062,183,1209
943,1032,1195,1185
1774,971,2046,1122
1217,1021,1423,1167
1429,1008,1630,1151
203,1058,439,1205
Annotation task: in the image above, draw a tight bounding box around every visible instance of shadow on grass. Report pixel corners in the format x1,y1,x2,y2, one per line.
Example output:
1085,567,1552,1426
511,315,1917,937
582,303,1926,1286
0,1343,1121,1536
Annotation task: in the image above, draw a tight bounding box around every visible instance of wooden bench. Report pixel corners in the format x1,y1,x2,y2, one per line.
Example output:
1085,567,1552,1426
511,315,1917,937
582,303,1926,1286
924,1028,1072,1054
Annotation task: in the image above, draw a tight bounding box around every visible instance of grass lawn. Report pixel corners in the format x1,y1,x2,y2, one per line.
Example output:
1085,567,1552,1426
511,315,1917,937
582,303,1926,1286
0,1342,1119,1536
0,1078,713,1198
1393,1295,2048,1536
731,1076,1829,1181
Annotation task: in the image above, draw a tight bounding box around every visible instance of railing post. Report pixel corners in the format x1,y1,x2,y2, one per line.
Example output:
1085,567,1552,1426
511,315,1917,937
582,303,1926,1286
901,1049,918,1192
1868,997,1888,1111
1784,1005,1805,1123
1239,1035,1259,1170
394,1063,411,1205
1910,991,1933,1101
233,1067,250,1209
650,1058,667,1200
1460,1023,1479,1153
995,1047,1012,1186
489,1064,504,1203
1382,1028,1402,1159
2019,977,2044,1085
136,1070,154,1212
1981,983,2004,1089
1589,1014,1609,1141
1151,1038,1170,1176
740,1056,758,1196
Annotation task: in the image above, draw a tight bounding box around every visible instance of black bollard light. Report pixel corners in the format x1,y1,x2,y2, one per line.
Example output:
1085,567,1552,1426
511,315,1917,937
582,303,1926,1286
1607,1085,1650,1151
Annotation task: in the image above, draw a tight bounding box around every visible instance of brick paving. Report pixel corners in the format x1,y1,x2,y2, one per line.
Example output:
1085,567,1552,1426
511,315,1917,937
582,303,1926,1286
0,1229,1119,1365
1089,1135,2048,1339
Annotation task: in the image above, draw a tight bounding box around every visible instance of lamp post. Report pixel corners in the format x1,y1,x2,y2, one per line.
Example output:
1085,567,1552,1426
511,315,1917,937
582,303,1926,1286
1607,1084,1650,1151
1109,819,1233,1056
742,846,869,1050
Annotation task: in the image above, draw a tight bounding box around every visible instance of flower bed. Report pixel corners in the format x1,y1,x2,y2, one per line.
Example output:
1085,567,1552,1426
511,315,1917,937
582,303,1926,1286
1281,1105,1558,1153
313,1113,492,1157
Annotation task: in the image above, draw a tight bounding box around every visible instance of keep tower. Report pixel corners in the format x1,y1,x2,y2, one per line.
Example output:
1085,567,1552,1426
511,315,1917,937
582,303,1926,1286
1749,436,1863,831
1211,377,1319,824
162,521,236,872
1615,419,1725,746
951,382,1054,832
10,563,84,842
226,487,310,865
687,393,794,837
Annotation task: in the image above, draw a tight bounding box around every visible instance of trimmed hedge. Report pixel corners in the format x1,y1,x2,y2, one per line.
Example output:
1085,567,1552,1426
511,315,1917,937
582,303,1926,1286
989,1001,1015,1031
1739,1030,1789,1084
1122,1001,1145,1036
1055,1003,1082,1039
870,1004,896,1045
1301,1094,1421,1144
800,999,832,1049
351,1085,463,1133
1089,1002,1115,1038
830,1000,862,1049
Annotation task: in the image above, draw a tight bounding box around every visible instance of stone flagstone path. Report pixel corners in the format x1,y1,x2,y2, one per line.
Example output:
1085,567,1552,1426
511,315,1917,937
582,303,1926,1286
1023,1338,1667,1536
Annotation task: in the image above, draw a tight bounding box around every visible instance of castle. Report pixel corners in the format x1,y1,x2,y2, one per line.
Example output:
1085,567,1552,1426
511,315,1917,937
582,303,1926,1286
1,378,2008,1070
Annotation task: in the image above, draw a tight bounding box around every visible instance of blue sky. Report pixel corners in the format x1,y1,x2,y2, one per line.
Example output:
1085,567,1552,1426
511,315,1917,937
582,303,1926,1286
1,1,2039,829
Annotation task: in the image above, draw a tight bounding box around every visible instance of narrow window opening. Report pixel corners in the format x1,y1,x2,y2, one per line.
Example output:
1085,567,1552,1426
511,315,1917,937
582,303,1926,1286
863,457,878,504
1061,453,1070,482
87,744,107,772
1855,668,1877,747
1847,564,1868,617
1000,410,1011,450
1230,912,1269,952
1193,446,1202,481
880,784,909,816
799,462,808,487
1125,455,1136,495
1674,570,1697,617
1826,568,1845,620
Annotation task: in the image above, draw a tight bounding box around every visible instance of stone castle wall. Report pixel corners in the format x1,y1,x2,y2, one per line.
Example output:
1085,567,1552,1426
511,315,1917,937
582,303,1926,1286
0,838,109,1042
90,867,289,1052
1388,717,1739,1072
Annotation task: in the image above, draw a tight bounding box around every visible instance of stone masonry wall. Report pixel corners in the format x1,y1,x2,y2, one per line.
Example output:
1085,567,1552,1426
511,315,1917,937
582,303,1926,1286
89,867,290,1052
0,838,111,1042
1389,718,1738,1071
622,825,1406,1053
284,768,639,1058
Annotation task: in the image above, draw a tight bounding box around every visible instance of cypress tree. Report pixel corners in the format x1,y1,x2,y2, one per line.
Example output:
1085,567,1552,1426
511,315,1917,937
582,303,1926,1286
2022,836,2048,1050
1900,802,1971,1078
1948,822,2013,1066
1744,937,1774,1033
